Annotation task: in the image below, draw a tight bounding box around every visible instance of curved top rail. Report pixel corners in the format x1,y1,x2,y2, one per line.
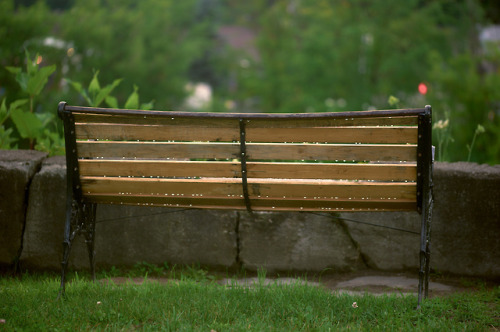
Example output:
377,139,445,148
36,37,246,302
58,101,429,120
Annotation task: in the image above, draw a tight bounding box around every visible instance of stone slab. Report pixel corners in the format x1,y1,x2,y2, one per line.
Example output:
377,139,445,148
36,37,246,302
239,211,363,272
341,162,500,277
20,156,238,270
338,212,420,270
0,149,47,267
430,162,500,277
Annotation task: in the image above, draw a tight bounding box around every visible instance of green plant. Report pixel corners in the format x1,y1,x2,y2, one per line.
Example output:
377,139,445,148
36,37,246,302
2,50,64,155
467,124,486,162
388,95,401,109
433,117,454,161
67,71,154,110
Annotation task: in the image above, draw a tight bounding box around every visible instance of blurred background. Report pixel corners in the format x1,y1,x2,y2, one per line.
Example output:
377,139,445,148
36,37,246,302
1,0,499,164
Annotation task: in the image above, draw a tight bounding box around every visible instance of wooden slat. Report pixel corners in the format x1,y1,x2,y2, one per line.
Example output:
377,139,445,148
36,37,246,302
74,113,239,127
246,162,416,181
74,113,418,127
245,116,418,128
80,177,416,200
246,127,417,144
76,124,239,142
85,194,416,211
75,124,417,144
246,143,417,162
77,141,240,160
76,141,417,162
78,160,416,182
79,160,241,178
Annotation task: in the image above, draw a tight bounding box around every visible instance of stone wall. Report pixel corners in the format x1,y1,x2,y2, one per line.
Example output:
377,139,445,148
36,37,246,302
1,150,499,277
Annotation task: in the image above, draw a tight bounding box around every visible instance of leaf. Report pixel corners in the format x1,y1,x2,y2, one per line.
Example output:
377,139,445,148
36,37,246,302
66,79,92,105
27,64,56,96
7,67,29,92
140,100,155,110
0,126,18,149
124,85,139,109
25,50,36,75
105,96,119,109
5,66,21,75
9,99,29,110
0,99,7,125
10,108,44,139
94,78,122,107
1,99,28,125
36,111,55,127
88,70,101,100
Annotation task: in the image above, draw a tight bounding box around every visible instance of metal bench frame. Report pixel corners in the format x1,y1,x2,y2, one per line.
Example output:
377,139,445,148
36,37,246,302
57,102,433,307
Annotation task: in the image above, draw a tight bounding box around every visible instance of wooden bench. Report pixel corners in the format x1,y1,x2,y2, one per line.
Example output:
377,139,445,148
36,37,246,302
57,101,434,306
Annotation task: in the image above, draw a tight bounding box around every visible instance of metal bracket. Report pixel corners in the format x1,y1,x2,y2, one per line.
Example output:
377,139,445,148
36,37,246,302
239,119,252,213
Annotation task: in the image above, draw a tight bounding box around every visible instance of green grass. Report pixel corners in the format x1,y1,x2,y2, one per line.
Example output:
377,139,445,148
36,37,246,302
0,270,498,331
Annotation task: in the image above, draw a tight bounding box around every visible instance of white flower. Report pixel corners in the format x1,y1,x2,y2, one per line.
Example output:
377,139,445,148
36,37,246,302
352,302,358,308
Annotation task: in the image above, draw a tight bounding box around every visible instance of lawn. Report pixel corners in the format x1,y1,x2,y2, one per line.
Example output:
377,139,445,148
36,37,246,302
0,268,498,331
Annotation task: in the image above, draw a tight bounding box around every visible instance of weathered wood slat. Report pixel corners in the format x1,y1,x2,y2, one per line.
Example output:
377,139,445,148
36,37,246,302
80,177,416,200
77,141,241,160
75,124,239,142
245,116,418,128
76,141,417,162
247,127,417,144
74,113,418,127
79,160,416,182
76,123,417,144
85,194,416,211
246,143,417,162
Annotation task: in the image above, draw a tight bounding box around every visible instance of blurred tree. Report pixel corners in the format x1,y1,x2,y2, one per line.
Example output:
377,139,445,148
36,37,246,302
234,0,483,113
0,0,53,101
59,0,213,109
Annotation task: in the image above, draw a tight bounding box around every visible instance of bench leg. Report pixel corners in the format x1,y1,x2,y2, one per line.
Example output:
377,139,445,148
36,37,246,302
417,194,433,309
59,200,82,297
424,198,433,299
83,203,97,282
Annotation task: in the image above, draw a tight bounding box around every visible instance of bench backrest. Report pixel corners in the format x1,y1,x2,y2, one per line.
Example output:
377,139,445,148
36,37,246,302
58,102,433,214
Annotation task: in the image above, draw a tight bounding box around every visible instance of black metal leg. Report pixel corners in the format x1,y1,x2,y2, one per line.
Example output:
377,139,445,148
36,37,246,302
417,240,426,308
417,185,433,308
83,203,97,282
59,200,81,298
424,197,433,299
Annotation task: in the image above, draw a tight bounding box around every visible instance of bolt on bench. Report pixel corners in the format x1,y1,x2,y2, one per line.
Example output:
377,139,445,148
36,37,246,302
58,101,433,306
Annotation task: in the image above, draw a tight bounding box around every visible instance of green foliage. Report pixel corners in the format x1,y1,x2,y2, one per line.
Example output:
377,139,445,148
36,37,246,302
427,50,500,163
66,70,122,107
68,73,154,110
6,55,56,99
59,0,210,109
234,0,471,113
2,50,63,154
433,117,454,162
467,124,486,162
0,0,499,164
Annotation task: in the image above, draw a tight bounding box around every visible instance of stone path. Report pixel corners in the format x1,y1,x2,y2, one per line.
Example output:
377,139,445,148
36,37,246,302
218,271,464,297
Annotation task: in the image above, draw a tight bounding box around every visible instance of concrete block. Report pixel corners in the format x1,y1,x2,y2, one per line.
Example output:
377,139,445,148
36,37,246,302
339,212,420,270
341,162,500,277
91,206,238,269
430,162,500,277
0,149,47,267
21,156,238,270
239,211,363,272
